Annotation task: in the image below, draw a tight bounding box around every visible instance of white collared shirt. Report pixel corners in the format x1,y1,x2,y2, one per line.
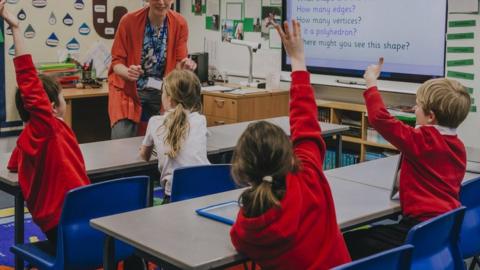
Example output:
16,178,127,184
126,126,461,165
142,111,210,195
415,124,457,136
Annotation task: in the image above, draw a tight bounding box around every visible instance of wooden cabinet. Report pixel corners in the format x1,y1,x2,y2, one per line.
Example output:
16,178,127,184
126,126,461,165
316,99,408,162
203,89,289,126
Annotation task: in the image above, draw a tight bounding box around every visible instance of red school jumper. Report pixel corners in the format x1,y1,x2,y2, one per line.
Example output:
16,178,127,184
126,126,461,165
230,71,351,270
7,54,90,232
364,86,466,221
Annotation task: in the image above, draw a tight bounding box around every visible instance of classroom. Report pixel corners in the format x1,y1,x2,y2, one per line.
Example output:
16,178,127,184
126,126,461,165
0,0,480,269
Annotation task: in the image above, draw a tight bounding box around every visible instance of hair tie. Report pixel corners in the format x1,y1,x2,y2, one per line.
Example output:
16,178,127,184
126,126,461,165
262,176,273,183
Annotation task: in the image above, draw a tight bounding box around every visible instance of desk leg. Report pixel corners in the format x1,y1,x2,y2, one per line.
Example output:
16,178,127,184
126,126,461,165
104,235,116,270
148,178,154,207
65,100,73,127
14,193,24,270
335,134,342,168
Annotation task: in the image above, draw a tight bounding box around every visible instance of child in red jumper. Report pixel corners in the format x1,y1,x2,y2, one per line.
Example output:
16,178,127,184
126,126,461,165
343,58,471,259
229,20,351,270
1,1,90,247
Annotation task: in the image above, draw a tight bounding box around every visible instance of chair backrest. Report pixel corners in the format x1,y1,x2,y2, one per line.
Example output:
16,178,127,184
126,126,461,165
405,207,466,270
57,176,149,270
332,244,413,270
170,164,236,202
460,177,480,258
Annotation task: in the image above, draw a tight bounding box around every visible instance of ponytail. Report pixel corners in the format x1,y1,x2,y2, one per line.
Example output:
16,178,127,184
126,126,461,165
232,121,297,218
240,179,284,218
163,103,189,158
161,69,202,158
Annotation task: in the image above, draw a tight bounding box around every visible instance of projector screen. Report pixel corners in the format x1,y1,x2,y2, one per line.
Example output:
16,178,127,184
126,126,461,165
282,0,448,83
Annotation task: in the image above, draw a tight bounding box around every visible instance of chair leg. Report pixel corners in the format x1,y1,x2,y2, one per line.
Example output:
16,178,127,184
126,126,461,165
250,261,256,270
243,262,249,270
468,256,480,270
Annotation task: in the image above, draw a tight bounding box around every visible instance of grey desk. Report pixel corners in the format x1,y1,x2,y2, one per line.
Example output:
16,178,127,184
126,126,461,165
92,176,398,270
0,117,348,270
467,146,480,173
208,116,349,166
0,136,17,153
325,155,480,191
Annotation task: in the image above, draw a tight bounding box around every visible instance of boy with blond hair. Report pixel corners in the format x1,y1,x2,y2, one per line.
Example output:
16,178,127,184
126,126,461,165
344,58,471,259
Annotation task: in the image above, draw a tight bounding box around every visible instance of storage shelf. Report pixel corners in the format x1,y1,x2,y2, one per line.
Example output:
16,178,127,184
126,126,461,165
343,136,364,144
363,140,397,150
317,99,401,163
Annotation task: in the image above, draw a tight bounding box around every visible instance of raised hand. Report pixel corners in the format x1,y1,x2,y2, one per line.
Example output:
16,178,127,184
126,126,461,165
274,20,305,71
364,57,384,88
0,0,19,28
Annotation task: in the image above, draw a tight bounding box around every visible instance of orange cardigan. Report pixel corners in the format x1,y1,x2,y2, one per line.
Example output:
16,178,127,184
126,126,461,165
108,7,189,127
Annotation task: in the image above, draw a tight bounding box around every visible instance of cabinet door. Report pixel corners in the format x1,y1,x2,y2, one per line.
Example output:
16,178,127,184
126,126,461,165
203,95,238,120
206,116,237,127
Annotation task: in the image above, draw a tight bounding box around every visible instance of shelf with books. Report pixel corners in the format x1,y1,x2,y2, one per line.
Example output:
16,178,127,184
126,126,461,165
317,99,401,162
363,140,397,151
343,136,364,144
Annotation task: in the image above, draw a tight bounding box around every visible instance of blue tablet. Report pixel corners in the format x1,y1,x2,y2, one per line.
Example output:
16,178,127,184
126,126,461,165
196,201,240,225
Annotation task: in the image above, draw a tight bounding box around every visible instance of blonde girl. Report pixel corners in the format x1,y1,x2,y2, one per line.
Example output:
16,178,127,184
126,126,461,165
140,70,210,202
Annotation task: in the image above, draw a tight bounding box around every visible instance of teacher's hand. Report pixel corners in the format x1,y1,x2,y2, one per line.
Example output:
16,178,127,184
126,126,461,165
176,58,197,71
126,65,144,81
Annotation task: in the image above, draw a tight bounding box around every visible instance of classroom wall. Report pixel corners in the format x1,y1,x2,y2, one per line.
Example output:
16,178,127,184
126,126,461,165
182,1,480,148
180,0,283,79
0,0,143,134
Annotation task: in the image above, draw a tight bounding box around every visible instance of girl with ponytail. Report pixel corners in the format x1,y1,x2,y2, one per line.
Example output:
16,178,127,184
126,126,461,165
229,20,351,270
139,69,209,203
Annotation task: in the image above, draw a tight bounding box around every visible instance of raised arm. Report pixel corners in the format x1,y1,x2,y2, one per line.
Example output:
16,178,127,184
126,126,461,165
1,1,55,139
0,0,24,56
363,58,425,157
275,20,325,167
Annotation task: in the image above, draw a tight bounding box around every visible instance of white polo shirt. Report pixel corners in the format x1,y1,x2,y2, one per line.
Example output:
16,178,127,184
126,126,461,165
142,111,210,195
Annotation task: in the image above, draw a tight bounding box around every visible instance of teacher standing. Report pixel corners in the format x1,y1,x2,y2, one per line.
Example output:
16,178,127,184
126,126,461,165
108,0,196,139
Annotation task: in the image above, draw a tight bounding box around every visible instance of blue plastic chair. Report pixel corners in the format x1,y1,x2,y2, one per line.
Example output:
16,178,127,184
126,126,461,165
170,164,236,202
332,244,413,270
10,176,149,270
405,207,466,270
460,177,480,270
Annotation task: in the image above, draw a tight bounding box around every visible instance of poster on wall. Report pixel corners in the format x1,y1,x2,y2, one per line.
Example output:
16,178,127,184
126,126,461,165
206,0,220,31
92,0,128,39
233,20,244,39
192,0,206,15
221,19,234,42
261,6,281,39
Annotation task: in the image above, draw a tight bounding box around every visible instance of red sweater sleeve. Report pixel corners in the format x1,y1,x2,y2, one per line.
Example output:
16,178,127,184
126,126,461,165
110,15,129,72
364,86,424,157
174,16,189,63
14,54,55,139
290,71,326,169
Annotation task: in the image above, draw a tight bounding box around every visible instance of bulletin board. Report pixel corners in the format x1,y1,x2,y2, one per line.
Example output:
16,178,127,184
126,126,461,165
183,0,283,81
0,0,143,136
